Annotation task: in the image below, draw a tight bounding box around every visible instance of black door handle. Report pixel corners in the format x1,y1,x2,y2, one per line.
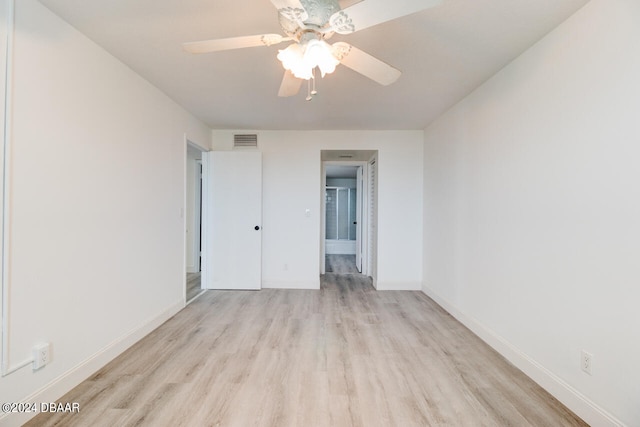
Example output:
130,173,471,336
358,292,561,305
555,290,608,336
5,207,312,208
254,226,260,231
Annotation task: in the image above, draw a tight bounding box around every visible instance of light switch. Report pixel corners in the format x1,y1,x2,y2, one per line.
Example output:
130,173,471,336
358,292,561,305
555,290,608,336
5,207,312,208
305,209,311,217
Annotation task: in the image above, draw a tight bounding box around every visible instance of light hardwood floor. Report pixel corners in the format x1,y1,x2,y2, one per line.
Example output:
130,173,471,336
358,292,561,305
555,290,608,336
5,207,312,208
325,255,359,274
27,274,587,427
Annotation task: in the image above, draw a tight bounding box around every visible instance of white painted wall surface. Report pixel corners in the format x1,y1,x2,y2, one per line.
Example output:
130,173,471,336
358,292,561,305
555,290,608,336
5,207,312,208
423,1,640,425
0,1,211,424
212,130,424,290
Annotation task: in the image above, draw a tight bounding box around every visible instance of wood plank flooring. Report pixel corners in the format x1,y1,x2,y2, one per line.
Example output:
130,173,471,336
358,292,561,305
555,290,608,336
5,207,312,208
325,255,359,274
27,274,587,427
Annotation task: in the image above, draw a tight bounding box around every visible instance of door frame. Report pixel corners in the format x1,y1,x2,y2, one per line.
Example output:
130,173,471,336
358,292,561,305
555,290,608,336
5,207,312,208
321,161,369,275
184,139,209,304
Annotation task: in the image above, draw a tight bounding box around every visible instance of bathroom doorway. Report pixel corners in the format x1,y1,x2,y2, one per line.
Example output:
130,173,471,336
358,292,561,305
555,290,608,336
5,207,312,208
321,150,378,284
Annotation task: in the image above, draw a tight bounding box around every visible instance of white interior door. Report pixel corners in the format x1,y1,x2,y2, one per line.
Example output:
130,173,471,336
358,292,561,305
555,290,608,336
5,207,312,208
205,151,262,290
355,166,363,273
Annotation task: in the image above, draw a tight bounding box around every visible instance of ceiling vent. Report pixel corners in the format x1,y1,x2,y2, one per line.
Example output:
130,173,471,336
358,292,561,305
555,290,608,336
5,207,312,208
233,134,258,149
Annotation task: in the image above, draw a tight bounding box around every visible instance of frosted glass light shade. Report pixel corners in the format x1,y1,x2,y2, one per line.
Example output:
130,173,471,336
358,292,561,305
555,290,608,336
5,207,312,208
304,39,339,77
277,40,339,80
277,43,309,78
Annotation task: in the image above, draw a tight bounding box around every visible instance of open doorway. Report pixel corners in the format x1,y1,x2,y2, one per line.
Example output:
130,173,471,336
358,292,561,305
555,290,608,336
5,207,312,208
321,150,378,286
325,165,360,274
186,141,205,302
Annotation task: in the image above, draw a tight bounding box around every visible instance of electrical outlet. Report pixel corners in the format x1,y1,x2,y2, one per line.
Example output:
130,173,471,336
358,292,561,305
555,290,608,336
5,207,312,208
580,350,593,375
32,343,51,370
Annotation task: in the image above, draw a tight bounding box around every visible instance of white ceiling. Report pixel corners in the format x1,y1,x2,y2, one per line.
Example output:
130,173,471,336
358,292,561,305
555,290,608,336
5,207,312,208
37,0,589,130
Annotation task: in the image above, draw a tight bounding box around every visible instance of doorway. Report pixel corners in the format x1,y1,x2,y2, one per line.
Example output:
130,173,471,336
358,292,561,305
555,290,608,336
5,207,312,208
186,142,205,302
325,167,360,274
320,150,378,286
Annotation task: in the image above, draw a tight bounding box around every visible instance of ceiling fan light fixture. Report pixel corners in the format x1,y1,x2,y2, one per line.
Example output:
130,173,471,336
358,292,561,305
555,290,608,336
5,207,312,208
184,0,445,98
304,39,339,77
277,39,338,80
278,44,313,80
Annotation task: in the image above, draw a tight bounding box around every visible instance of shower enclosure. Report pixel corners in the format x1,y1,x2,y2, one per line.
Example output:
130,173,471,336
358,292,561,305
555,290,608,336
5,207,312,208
325,186,357,254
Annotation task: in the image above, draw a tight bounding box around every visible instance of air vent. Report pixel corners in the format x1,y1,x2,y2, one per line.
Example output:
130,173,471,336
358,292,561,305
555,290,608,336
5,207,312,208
233,134,258,148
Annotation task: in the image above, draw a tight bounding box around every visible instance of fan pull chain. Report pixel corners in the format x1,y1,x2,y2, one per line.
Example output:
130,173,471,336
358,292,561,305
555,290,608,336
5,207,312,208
306,68,318,101
311,70,318,95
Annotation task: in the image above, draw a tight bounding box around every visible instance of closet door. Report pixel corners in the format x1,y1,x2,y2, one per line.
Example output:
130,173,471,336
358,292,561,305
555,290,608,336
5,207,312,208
204,151,262,290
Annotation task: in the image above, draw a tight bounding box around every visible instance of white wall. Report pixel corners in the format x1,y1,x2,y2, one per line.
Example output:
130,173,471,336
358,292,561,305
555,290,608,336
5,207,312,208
0,1,211,425
212,130,423,290
423,0,640,425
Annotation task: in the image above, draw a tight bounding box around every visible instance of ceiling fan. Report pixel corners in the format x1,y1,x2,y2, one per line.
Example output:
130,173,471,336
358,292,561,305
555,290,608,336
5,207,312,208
183,0,442,99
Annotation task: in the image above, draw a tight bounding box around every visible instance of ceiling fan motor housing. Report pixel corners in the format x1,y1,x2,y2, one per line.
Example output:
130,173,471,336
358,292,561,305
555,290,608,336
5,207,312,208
279,0,341,41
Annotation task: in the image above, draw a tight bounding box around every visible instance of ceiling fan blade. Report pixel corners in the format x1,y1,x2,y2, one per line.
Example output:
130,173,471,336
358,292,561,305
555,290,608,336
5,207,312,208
269,0,309,22
332,42,401,86
278,70,303,97
183,34,288,54
329,0,442,34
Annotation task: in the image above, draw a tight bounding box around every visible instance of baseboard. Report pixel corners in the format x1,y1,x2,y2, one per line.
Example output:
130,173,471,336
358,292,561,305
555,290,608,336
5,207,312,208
0,299,184,427
421,284,624,427
375,280,422,291
262,279,320,290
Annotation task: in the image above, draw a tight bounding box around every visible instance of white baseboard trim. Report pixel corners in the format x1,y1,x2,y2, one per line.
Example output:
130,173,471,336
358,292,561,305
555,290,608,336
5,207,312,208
1,299,184,427
421,284,624,427
262,280,320,290
375,280,422,291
